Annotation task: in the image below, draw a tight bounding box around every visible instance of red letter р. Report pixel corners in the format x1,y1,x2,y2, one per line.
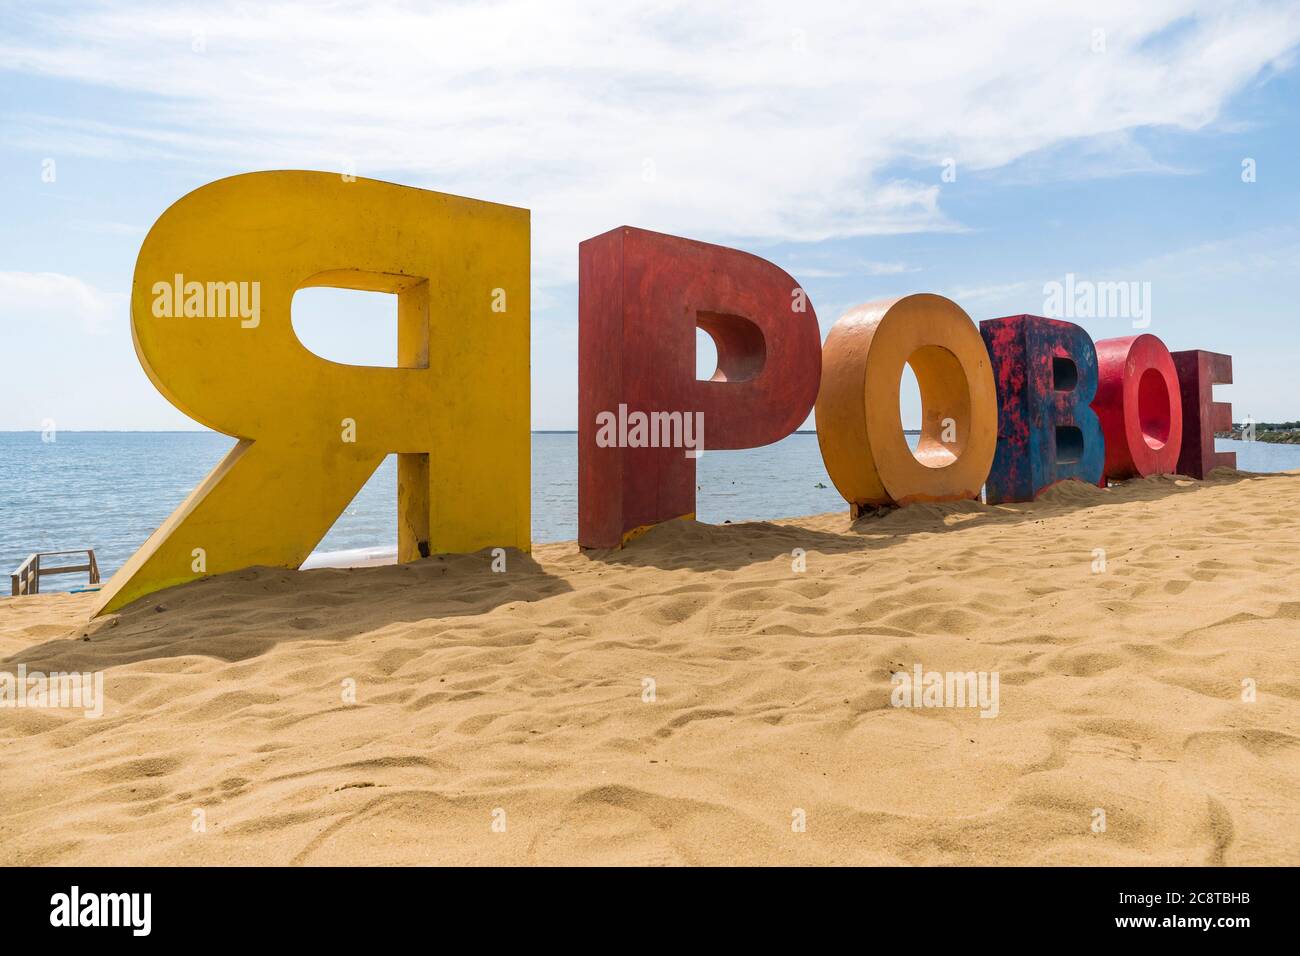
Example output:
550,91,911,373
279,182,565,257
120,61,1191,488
578,227,821,548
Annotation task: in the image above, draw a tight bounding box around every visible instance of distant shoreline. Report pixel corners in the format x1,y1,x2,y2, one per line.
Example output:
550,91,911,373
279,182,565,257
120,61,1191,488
1223,426,1300,444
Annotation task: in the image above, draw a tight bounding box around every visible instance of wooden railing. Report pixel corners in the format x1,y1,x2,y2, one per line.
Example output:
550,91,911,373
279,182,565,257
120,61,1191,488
10,550,100,596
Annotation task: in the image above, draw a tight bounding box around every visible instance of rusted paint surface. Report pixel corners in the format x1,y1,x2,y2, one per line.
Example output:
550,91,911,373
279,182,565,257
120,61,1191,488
816,293,997,512
979,314,1105,503
577,226,821,548
1092,334,1184,480
1172,350,1235,478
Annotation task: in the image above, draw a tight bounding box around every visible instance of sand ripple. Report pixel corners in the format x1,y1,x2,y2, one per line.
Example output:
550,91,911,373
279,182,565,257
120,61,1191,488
2,469,1298,865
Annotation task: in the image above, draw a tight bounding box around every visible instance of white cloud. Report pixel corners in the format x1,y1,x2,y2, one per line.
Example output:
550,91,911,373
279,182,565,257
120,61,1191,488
788,258,919,279
1,1,1298,284
70,219,146,237
947,226,1300,314
0,271,126,334
946,280,1040,305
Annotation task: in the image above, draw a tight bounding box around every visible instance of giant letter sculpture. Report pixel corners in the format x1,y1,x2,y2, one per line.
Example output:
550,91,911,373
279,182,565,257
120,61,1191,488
1172,350,1235,479
1092,335,1183,480
578,227,821,548
94,171,530,615
979,314,1105,503
817,294,997,515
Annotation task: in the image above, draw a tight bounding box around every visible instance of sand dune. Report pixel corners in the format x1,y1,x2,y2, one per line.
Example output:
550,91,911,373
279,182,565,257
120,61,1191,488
2,468,1299,866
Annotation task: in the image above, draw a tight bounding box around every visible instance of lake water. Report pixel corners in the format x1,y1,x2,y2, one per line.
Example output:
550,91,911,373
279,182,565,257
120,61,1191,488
1,432,1296,591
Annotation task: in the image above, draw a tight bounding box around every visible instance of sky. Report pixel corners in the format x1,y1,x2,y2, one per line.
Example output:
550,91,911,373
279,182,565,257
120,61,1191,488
1,0,1298,431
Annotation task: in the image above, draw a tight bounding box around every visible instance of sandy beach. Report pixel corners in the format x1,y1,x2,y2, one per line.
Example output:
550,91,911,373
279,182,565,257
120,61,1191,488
2,468,1298,866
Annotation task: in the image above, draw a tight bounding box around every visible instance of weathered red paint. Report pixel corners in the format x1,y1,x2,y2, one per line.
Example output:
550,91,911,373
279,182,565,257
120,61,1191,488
979,314,1105,503
578,226,821,548
1092,334,1184,480
1172,350,1235,479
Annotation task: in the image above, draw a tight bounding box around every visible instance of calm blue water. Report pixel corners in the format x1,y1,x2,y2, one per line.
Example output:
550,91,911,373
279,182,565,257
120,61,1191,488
1,432,1296,591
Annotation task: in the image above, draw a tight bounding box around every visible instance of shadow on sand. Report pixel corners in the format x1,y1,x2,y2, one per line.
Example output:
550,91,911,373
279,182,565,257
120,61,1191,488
584,468,1291,572
3,548,568,671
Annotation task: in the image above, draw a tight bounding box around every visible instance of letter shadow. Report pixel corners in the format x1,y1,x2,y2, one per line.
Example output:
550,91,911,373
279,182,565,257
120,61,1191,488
3,549,571,670
584,468,1279,572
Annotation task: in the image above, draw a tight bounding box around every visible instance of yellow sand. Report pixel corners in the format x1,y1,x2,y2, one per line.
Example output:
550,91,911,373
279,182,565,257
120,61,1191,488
2,469,1298,866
